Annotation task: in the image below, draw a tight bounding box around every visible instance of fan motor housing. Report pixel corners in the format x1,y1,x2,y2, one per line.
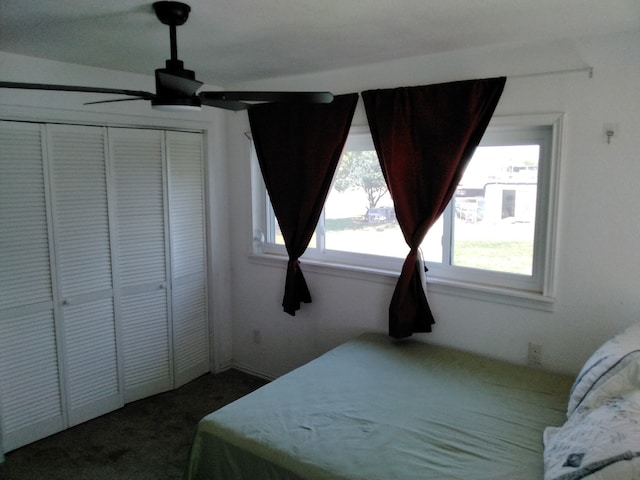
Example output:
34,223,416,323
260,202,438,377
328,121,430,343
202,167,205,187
153,1,191,26
155,65,197,95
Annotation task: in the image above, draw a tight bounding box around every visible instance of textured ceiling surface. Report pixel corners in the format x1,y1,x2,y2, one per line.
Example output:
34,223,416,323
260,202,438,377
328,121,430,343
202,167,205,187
1,0,639,86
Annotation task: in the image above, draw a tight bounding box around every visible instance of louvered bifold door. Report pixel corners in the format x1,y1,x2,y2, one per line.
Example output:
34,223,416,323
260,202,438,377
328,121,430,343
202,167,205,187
47,125,123,426
0,121,65,453
167,131,209,388
110,128,173,403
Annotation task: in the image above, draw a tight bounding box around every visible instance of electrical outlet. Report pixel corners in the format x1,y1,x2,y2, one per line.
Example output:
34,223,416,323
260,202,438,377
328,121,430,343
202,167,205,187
528,342,542,367
253,329,261,345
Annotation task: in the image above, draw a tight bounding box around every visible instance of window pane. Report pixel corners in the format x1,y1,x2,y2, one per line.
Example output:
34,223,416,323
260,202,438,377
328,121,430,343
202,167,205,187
273,218,285,245
451,145,539,275
272,218,316,248
422,215,443,263
325,149,406,258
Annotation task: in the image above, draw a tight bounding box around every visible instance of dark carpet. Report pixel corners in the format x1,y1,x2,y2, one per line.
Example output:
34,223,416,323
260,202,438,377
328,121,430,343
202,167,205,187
0,369,268,480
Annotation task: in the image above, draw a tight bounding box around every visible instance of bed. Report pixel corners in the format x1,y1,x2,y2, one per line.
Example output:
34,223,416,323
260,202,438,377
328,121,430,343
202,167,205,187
185,326,640,480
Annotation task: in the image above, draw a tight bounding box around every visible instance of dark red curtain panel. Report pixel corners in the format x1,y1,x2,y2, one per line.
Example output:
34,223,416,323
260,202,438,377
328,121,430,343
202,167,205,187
249,93,359,315
362,77,506,338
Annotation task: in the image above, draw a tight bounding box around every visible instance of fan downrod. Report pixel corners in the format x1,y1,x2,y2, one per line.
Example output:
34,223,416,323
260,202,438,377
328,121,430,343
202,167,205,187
153,1,191,26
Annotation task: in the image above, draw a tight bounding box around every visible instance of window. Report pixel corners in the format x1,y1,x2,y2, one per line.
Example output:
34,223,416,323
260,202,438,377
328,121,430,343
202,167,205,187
254,114,562,306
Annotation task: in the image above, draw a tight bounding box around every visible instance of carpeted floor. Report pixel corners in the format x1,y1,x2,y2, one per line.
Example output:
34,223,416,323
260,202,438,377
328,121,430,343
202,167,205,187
0,369,268,480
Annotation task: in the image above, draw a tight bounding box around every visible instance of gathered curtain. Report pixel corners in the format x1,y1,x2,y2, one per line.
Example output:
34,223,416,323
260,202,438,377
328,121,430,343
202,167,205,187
249,93,359,315
362,77,506,338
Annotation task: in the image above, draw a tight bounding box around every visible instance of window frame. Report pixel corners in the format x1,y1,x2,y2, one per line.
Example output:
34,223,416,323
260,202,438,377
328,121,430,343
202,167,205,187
251,112,563,310
426,123,553,293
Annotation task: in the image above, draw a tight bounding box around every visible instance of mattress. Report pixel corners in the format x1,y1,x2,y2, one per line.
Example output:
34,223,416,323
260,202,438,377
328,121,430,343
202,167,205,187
185,333,573,480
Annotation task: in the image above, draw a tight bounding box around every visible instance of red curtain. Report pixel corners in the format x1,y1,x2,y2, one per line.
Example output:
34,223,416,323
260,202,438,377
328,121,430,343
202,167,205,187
249,93,359,315
362,77,506,338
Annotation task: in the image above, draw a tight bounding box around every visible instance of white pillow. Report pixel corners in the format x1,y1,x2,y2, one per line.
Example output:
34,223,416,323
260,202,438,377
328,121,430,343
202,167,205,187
567,322,640,417
544,389,640,480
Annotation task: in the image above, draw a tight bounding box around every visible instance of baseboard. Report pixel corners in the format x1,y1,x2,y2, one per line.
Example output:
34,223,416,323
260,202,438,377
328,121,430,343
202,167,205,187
228,362,276,381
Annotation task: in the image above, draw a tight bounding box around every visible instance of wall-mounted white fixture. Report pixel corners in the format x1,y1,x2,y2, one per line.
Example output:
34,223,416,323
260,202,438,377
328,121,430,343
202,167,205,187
603,123,619,144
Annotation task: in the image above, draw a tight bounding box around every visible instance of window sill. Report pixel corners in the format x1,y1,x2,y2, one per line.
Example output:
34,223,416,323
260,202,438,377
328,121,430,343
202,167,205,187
248,253,556,312
425,277,555,311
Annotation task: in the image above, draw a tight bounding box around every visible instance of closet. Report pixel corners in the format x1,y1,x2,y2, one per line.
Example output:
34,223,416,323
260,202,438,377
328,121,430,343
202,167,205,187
0,120,209,454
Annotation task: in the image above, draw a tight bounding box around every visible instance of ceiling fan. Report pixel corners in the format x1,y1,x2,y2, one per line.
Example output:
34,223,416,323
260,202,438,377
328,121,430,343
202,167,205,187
0,1,334,111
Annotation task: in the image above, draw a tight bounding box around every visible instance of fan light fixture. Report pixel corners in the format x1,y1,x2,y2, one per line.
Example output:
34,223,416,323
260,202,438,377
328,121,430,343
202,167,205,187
152,96,202,112
153,104,201,112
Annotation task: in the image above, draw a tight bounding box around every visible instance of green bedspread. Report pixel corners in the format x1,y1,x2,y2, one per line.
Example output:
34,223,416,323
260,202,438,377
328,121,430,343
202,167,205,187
186,333,572,480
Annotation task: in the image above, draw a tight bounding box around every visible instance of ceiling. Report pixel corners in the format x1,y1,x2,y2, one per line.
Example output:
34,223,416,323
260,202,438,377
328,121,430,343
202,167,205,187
1,0,639,87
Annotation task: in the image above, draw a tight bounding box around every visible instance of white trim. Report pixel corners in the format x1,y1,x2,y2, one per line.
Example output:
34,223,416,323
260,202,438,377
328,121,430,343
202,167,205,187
0,103,210,132
542,113,565,299
229,362,277,381
425,277,555,311
248,253,555,310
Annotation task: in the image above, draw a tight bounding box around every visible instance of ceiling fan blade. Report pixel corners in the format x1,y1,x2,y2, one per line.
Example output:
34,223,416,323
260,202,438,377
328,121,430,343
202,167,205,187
200,91,334,104
157,71,203,96
199,93,251,111
0,81,155,99
84,97,150,105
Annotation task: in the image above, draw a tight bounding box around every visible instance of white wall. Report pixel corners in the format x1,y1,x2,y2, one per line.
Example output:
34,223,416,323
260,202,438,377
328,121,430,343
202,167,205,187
2,30,639,382
225,31,640,378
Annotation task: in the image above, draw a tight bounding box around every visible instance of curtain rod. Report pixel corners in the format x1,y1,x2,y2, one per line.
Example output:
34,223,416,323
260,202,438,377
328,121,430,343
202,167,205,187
241,66,594,138
509,66,593,80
